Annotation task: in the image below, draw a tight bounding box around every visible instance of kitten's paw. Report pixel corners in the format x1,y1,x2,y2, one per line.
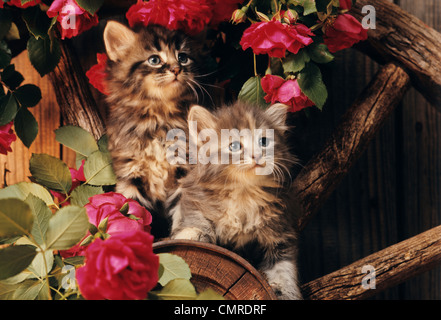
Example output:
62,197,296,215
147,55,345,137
172,227,204,241
270,283,303,300
264,260,303,300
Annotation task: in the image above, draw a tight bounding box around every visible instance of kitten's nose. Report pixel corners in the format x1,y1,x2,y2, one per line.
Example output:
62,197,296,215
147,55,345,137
253,153,262,164
172,67,181,76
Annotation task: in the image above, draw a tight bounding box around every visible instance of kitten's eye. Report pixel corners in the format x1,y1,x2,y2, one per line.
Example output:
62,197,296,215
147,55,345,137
178,53,190,65
147,55,162,67
259,137,270,148
229,141,242,152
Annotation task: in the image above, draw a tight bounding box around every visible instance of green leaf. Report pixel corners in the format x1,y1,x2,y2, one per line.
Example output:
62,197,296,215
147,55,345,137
75,0,104,15
55,126,99,157
150,279,197,300
97,134,109,153
197,288,225,300
29,153,72,193
158,253,192,286
15,236,53,278
238,76,268,108
69,185,103,207
83,150,117,186
28,250,53,280
0,245,37,280
297,62,328,110
0,9,12,41
282,50,310,74
0,199,33,238
63,256,85,266
291,0,318,15
0,181,56,207
21,6,53,40
45,206,89,250
27,35,61,77
1,64,24,90
13,280,49,300
24,194,52,247
0,41,12,69
13,84,42,107
11,279,50,300
0,93,18,126
307,42,334,64
5,23,20,41
0,282,18,299
14,107,39,148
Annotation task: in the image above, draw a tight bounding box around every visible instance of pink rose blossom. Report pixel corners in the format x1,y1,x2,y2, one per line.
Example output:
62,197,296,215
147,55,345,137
324,14,368,53
240,20,314,58
50,159,86,206
76,230,159,300
261,75,315,112
339,0,353,10
0,121,16,155
86,192,152,235
47,0,99,39
59,192,152,258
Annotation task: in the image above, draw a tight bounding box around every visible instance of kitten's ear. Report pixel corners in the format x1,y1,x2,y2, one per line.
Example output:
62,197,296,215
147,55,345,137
188,105,217,131
104,21,136,61
265,103,289,128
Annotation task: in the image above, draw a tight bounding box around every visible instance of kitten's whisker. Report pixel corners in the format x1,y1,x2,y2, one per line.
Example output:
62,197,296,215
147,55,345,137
193,70,220,78
186,81,200,103
188,78,215,107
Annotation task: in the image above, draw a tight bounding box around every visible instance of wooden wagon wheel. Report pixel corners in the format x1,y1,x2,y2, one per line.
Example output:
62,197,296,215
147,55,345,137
47,0,441,300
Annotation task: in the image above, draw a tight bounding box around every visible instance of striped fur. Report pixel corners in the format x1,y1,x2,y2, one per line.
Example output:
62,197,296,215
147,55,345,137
168,102,303,299
104,22,203,237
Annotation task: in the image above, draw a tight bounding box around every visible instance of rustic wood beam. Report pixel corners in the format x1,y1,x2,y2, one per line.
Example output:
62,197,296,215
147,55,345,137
48,39,105,140
292,63,410,231
352,0,441,111
301,224,441,300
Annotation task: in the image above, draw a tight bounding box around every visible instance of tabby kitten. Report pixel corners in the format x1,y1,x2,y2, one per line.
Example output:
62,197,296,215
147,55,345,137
168,102,302,299
103,21,202,238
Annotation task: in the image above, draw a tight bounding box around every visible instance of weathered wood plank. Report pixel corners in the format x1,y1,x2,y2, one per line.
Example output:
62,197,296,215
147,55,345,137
302,224,441,300
48,39,105,140
352,0,441,110
0,51,61,187
293,63,410,231
393,0,441,300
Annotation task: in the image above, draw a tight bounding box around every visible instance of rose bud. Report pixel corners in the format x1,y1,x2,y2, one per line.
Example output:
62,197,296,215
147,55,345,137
283,8,298,24
230,6,248,24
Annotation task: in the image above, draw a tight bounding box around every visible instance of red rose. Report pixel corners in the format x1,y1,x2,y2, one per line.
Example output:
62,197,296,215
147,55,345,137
76,230,159,300
50,159,86,206
0,121,16,155
210,0,242,27
261,75,314,112
324,14,368,53
59,192,152,258
47,0,99,40
0,0,41,8
339,0,353,10
86,53,109,95
126,0,213,36
240,20,314,58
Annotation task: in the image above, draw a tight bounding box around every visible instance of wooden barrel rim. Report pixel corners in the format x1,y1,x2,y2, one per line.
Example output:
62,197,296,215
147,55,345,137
153,239,277,300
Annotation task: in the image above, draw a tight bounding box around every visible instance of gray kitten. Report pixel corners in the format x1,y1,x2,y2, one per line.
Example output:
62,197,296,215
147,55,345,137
167,101,302,300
